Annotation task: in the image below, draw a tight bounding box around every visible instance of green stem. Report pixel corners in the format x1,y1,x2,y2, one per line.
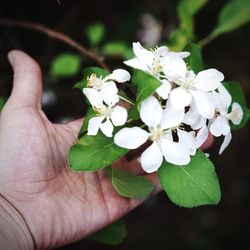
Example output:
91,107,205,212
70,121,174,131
198,34,215,47
118,94,135,106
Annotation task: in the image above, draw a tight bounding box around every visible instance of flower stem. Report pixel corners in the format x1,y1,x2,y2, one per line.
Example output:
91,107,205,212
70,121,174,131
118,94,135,106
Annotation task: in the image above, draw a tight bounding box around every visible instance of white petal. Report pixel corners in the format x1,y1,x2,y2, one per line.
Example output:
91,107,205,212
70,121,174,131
194,69,224,92
132,42,154,66
83,88,103,107
87,116,105,136
100,82,119,106
140,96,163,128
228,102,243,125
123,58,148,71
210,115,230,137
140,142,163,173
172,51,190,59
183,105,206,130
190,90,215,119
154,46,169,57
218,83,232,109
196,125,209,148
162,56,187,80
161,101,184,129
169,87,192,110
160,138,191,166
107,69,131,83
177,129,196,156
155,80,171,100
114,127,149,149
110,106,128,126
100,118,114,137
219,132,232,155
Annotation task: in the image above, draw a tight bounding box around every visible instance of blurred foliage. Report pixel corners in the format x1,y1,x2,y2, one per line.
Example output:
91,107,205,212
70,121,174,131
49,0,250,77
85,22,106,47
200,0,250,46
50,53,82,78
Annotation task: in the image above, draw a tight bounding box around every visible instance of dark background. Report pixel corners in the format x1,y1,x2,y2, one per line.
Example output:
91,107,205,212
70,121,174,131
0,1,250,249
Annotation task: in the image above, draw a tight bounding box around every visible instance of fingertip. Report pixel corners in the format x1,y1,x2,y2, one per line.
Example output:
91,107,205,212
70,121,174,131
7,50,16,66
7,50,43,108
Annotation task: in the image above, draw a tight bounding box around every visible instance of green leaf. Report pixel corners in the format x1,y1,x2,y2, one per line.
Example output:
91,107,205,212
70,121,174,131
184,43,204,73
89,219,126,245
50,53,81,77
102,41,132,59
109,167,154,199
128,106,140,120
0,97,4,112
69,132,128,171
178,0,208,38
78,107,96,138
158,150,221,208
73,67,109,90
85,23,106,46
208,0,250,41
223,82,249,130
168,29,189,51
132,70,161,107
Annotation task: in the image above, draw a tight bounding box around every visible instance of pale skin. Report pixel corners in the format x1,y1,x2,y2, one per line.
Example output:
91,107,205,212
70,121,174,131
0,51,213,249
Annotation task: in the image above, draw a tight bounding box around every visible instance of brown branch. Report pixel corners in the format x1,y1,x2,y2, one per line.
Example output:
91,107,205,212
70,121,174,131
0,19,110,71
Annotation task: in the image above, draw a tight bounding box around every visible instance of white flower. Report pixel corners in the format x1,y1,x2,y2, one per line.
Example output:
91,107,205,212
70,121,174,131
183,103,209,148
169,68,224,119
124,42,190,100
114,96,196,173
83,69,130,106
210,84,243,154
88,103,128,137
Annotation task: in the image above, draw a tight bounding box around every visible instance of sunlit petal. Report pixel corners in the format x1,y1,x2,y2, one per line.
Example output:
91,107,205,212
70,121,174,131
114,127,149,149
194,69,224,91
100,118,114,137
190,90,215,119
110,106,128,126
140,96,163,128
170,87,192,110
155,80,171,100
160,138,190,166
107,69,131,83
219,132,232,155
210,115,230,136
196,125,209,148
140,142,163,173
87,116,105,136
177,129,196,156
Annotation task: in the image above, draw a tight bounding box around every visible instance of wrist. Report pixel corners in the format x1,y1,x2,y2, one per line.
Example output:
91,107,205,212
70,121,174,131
0,194,35,250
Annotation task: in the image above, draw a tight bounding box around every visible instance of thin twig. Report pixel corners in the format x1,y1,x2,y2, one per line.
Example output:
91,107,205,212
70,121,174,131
0,19,110,71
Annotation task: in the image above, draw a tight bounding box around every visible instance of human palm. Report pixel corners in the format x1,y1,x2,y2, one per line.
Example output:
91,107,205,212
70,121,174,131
0,51,158,249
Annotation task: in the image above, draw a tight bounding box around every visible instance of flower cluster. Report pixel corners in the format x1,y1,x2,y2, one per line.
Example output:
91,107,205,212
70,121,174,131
83,42,244,173
83,69,130,137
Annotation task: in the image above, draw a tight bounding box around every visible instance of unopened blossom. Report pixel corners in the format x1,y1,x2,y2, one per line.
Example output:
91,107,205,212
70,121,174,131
83,69,130,106
169,68,224,119
210,84,243,154
124,42,190,99
114,96,196,173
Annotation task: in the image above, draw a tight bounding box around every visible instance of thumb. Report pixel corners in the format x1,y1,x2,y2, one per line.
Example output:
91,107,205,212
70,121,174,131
8,50,43,108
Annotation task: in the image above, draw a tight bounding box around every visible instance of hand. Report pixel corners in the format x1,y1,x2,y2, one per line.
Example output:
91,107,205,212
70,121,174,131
0,51,161,249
